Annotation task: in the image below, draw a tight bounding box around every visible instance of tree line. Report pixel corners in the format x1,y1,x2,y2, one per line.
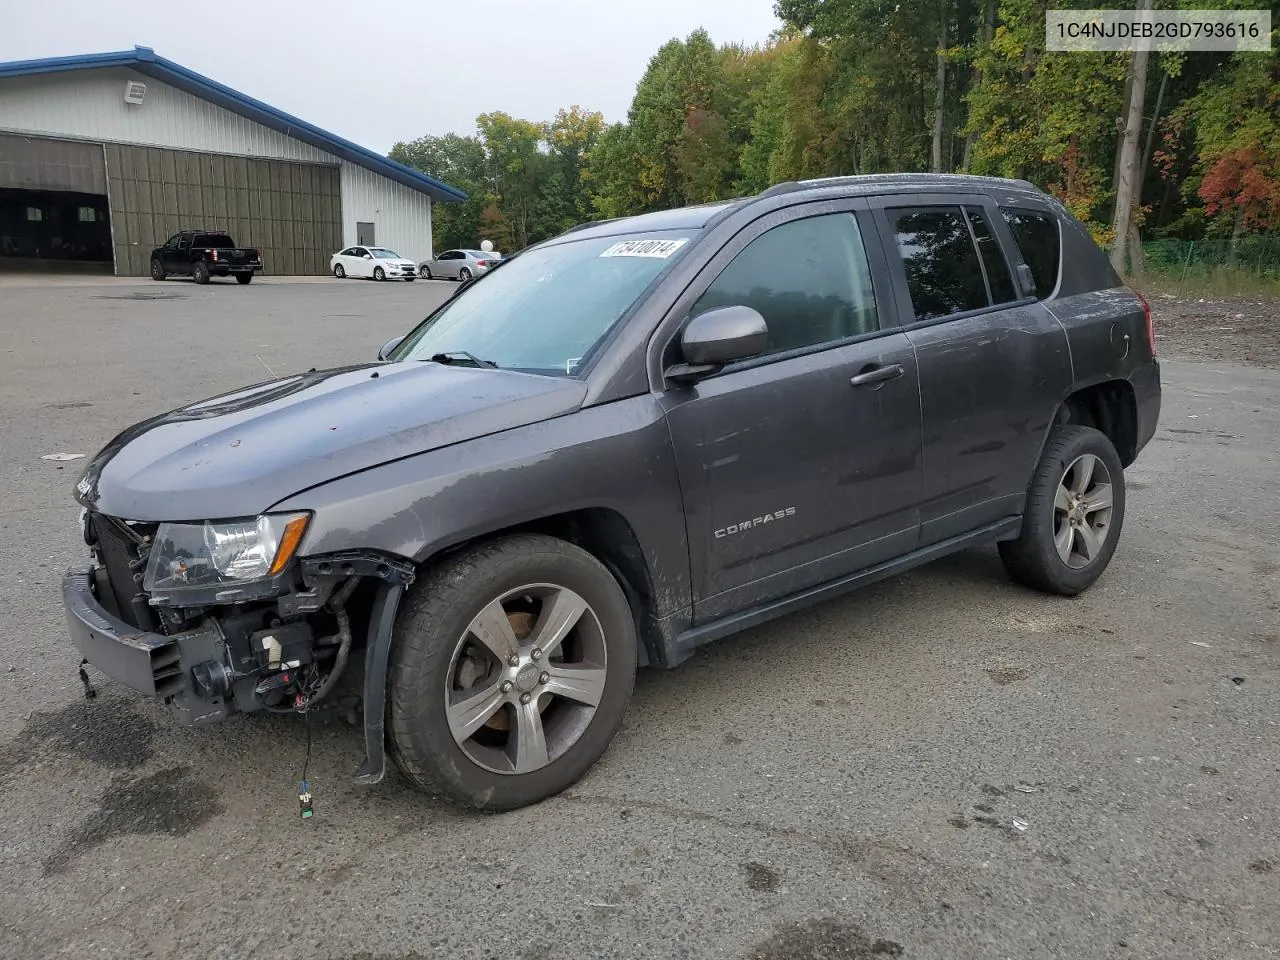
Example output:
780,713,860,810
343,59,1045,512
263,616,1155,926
390,0,1279,266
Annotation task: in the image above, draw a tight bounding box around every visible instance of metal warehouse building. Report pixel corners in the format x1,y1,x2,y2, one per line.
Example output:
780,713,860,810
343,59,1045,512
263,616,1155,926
0,46,464,276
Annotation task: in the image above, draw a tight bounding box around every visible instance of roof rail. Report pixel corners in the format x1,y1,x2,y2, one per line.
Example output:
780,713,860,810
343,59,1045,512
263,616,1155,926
561,216,623,236
757,181,804,199
755,173,1044,198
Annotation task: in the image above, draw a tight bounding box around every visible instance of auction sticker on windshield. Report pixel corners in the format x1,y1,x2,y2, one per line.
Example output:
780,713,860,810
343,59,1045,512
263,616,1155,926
599,238,688,258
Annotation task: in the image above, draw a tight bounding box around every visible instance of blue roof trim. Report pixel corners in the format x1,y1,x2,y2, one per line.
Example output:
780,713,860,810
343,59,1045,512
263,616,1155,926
0,46,467,203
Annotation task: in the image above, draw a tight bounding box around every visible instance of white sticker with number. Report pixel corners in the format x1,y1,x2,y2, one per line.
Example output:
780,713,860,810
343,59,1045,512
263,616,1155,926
599,238,688,259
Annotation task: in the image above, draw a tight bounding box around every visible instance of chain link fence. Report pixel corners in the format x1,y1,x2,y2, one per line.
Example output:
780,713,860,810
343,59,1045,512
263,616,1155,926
1141,236,1280,296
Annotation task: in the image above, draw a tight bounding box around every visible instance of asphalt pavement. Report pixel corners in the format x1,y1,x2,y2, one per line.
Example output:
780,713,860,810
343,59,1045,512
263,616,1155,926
1,277,1277,960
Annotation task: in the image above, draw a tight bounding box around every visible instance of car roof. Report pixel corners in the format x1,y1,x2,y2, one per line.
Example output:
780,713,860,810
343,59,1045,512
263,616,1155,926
545,174,1051,247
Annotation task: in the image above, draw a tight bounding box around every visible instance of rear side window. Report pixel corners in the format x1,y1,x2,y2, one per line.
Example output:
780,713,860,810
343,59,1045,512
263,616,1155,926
196,233,235,248
889,208,989,320
692,212,879,357
1000,208,1061,299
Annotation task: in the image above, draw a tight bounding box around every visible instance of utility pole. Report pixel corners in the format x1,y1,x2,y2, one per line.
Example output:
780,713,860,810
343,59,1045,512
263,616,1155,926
1110,0,1152,275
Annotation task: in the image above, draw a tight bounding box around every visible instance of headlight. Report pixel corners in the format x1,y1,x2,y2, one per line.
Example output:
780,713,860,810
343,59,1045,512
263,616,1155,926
143,513,310,593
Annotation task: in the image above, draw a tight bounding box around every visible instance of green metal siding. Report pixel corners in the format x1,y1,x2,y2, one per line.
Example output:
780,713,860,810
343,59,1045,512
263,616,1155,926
105,143,341,276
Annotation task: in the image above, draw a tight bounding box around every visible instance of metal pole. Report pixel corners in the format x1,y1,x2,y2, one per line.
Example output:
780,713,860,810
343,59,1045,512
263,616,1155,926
1177,240,1194,297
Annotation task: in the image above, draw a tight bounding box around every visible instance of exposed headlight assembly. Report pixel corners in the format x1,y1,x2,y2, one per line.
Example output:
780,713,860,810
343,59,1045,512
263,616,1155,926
143,513,310,596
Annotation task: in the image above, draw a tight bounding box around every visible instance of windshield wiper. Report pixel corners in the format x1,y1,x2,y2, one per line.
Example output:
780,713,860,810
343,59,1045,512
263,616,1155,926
426,351,498,369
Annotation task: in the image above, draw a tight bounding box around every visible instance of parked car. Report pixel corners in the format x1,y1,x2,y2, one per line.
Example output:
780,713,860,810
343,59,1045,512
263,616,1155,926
63,174,1159,813
418,249,500,281
150,230,262,284
331,246,417,281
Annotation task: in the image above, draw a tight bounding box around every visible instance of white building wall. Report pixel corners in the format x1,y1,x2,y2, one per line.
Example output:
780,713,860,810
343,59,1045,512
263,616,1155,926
340,163,433,262
0,67,434,264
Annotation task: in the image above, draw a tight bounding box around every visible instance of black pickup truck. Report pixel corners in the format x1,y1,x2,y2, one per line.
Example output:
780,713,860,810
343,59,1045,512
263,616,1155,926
66,174,1159,812
150,230,262,284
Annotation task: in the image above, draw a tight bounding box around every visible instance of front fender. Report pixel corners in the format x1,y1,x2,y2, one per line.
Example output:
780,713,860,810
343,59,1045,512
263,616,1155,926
269,397,692,619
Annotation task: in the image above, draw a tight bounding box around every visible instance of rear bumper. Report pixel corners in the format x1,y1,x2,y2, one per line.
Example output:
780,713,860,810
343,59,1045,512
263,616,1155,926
62,563,183,697
211,263,261,274
1130,359,1161,458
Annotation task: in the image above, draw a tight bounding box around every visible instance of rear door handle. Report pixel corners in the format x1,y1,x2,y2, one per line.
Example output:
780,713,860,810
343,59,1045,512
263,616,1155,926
850,363,905,387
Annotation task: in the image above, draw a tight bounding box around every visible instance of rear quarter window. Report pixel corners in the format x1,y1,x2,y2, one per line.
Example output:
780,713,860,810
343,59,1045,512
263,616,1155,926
999,208,1060,300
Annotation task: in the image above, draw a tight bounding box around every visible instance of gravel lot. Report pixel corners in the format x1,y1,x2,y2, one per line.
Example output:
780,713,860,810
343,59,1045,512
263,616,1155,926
1,278,1278,960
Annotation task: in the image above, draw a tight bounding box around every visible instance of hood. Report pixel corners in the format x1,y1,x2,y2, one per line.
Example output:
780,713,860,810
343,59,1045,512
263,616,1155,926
76,362,587,521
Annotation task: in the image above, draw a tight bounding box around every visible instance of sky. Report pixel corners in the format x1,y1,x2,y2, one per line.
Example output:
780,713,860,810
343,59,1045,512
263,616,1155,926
1,0,783,154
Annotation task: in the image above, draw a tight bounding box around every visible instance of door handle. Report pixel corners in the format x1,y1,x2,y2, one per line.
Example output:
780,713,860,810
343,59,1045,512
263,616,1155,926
849,363,905,387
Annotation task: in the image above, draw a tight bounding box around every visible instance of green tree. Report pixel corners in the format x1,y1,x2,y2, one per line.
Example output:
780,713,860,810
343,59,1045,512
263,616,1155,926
388,132,488,251
476,112,548,249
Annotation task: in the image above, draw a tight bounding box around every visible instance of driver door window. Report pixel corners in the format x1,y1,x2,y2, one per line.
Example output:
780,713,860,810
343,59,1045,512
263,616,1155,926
690,212,879,358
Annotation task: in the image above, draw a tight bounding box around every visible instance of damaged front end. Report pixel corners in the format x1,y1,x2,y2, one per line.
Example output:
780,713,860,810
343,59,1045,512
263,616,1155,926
64,508,413,775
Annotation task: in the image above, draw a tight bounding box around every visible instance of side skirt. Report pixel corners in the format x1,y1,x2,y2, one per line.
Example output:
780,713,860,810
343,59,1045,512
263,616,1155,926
663,516,1021,666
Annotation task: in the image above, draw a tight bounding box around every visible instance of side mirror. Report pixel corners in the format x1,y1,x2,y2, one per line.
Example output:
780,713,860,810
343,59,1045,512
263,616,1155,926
667,305,768,382
378,335,405,361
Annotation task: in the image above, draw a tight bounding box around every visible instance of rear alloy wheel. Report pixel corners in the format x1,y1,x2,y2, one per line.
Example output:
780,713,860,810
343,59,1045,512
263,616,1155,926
150,259,165,281
333,264,346,279
458,267,472,282
388,534,637,810
192,262,210,285
374,266,386,281
999,425,1126,595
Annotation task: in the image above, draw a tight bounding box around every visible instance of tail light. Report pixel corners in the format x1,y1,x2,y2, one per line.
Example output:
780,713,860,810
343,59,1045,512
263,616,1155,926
1137,291,1155,357
476,259,488,267
211,249,219,261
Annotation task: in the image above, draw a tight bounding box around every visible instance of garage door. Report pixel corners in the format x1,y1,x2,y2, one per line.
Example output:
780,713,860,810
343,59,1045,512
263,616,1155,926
104,144,342,276
0,134,114,268
0,133,107,193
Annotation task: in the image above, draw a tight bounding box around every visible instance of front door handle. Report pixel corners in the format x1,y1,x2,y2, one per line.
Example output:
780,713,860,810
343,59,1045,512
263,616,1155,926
850,363,905,387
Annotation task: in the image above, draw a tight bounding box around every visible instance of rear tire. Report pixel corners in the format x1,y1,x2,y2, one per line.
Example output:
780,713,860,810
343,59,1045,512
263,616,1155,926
374,266,386,281
236,273,253,285
388,534,637,811
192,262,210,285
999,425,1126,596
458,267,472,282
150,259,165,281
333,264,346,279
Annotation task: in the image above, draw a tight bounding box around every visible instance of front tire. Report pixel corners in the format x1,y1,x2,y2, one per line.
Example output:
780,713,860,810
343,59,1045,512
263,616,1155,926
388,534,637,811
999,425,1126,596
236,273,253,285
374,266,386,281
420,265,432,279
150,259,165,281
333,264,346,279
192,262,210,285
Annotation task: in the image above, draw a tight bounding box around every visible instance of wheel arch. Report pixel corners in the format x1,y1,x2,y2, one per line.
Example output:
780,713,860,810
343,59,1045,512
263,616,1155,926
1052,378,1140,467
416,507,662,667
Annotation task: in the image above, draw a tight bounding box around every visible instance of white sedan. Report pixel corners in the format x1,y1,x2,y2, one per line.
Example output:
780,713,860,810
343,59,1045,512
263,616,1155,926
330,245,418,281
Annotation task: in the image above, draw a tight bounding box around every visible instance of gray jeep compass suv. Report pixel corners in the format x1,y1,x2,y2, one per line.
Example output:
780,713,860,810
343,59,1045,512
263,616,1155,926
63,174,1161,811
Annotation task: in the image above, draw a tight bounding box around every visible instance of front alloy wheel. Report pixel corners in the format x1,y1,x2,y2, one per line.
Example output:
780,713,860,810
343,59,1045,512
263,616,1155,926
388,534,637,810
446,584,607,775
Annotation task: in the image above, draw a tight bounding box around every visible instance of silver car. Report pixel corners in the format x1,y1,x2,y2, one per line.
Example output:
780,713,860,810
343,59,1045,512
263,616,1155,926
418,249,501,281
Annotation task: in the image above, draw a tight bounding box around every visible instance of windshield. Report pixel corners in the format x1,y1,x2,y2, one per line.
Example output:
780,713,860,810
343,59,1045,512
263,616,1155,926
390,231,692,376
369,248,401,259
